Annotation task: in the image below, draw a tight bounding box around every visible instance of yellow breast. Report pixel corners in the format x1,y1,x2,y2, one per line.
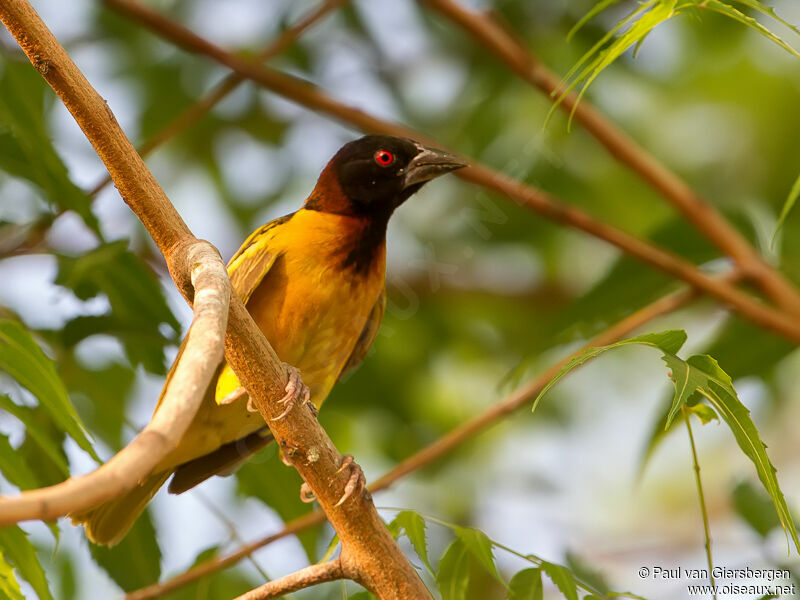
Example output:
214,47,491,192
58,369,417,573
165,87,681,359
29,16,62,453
217,209,386,406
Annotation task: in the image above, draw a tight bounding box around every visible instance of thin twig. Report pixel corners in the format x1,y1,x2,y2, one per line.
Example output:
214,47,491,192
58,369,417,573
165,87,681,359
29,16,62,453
88,0,348,197
101,0,800,344
682,407,717,599
127,272,741,599
418,0,800,318
0,242,230,523
233,559,343,600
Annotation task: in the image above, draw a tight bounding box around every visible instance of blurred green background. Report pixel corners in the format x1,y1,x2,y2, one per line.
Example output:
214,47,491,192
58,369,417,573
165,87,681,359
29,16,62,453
2,0,800,598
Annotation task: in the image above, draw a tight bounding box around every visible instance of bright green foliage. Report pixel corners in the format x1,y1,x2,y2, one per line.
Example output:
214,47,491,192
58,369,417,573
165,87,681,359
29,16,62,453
0,527,54,600
437,539,471,600
0,60,99,235
453,527,506,588
0,320,97,461
0,550,25,600
390,510,634,599
0,395,69,478
508,568,543,600
533,330,688,413
774,171,800,242
686,403,719,425
558,0,800,122
88,509,162,592
0,433,39,491
541,562,579,600
535,329,800,554
389,510,434,574
55,242,181,375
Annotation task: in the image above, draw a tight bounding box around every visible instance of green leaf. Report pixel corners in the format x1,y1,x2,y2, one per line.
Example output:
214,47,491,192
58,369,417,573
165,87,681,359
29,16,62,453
0,395,69,478
508,568,543,600
0,433,39,491
687,403,719,425
55,242,181,375
729,0,800,36
557,0,800,122
0,59,99,235
437,539,470,600
0,320,98,462
541,561,579,600
0,550,25,600
672,354,799,551
702,1,800,60
536,328,800,553
773,170,800,243
567,0,625,40
565,552,610,595
390,510,434,574
454,526,506,587
0,526,54,600
533,329,687,412
732,480,782,538
89,508,161,592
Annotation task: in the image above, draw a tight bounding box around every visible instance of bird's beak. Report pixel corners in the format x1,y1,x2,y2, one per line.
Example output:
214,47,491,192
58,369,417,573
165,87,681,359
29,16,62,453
402,145,467,189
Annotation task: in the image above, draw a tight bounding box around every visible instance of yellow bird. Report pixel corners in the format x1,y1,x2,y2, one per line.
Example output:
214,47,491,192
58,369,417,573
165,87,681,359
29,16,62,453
71,135,465,545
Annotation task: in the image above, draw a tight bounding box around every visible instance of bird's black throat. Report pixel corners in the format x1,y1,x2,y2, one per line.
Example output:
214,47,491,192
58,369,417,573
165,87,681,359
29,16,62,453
340,212,390,276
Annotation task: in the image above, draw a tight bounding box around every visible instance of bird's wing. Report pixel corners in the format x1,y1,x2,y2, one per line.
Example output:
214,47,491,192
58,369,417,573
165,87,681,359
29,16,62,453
227,216,291,303
152,215,291,416
339,286,386,379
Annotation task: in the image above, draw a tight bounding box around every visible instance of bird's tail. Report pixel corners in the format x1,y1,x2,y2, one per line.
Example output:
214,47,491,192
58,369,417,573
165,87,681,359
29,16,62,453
69,471,170,547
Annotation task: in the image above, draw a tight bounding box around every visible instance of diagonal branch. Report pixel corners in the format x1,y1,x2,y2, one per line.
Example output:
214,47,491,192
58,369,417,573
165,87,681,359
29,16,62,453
0,3,430,598
0,241,229,523
418,0,800,317
233,559,343,600
99,0,800,344
126,271,741,600
88,0,348,197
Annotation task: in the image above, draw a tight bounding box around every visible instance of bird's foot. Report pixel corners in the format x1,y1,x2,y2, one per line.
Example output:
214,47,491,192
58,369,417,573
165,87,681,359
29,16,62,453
297,455,365,507
299,482,315,503
272,364,312,421
333,454,366,508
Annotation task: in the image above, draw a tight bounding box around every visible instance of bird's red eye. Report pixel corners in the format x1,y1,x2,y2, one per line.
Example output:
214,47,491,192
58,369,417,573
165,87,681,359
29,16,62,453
374,150,394,166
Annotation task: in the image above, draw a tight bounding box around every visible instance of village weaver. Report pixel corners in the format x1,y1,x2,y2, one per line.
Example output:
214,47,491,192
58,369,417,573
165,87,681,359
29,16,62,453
71,135,466,545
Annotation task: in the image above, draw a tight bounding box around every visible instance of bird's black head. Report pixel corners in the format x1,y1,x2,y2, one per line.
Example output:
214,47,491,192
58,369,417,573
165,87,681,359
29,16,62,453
306,135,466,219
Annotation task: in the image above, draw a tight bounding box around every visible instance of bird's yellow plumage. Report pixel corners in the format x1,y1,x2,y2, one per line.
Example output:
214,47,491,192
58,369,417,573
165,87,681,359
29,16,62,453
71,135,465,546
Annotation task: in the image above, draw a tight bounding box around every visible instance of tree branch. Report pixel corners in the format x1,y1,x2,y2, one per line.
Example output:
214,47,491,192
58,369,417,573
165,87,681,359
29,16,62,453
88,0,348,197
0,241,229,523
0,2,431,598
126,271,741,599
233,560,344,600
101,0,800,345
418,0,800,317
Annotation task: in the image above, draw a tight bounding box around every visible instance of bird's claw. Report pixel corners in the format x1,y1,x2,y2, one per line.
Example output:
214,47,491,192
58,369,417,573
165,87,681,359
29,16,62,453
299,482,315,503
333,454,365,508
272,364,312,421
297,455,365,507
